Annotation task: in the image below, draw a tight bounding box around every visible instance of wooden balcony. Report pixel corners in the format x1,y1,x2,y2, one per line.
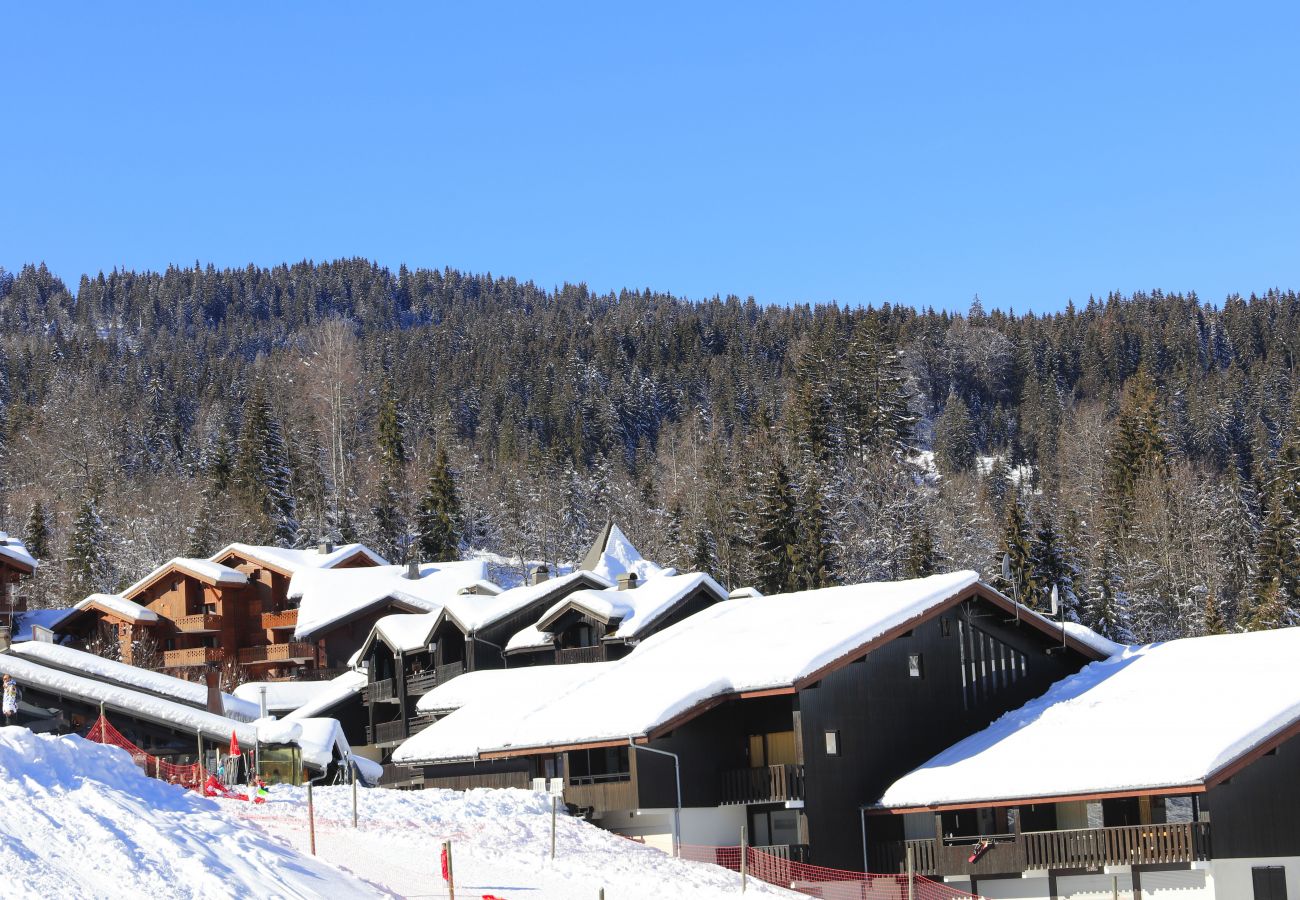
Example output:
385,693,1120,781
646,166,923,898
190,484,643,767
365,677,396,703
556,645,605,665
163,646,225,667
237,641,316,665
371,718,408,746
405,671,437,695
435,661,465,685
720,764,805,806
260,609,298,630
874,822,1212,878
174,612,222,633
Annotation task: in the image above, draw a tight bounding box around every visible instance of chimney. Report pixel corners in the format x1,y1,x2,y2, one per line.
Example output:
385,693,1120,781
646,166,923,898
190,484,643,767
204,668,222,714
406,561,420,580
531,564,550,586
617,572,638,591
318,540,334,555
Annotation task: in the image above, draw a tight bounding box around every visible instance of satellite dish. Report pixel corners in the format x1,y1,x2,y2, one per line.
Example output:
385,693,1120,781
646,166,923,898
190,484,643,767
1001,554,1011,582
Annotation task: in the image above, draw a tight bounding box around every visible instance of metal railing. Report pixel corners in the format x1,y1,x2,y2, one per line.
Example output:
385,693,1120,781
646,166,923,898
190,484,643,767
721,764,805,805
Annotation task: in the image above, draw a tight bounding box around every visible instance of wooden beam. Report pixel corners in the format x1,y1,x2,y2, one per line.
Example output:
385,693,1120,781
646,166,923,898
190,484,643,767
479,738,633,760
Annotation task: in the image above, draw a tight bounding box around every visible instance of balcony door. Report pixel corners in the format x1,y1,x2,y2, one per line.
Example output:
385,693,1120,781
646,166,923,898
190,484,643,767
748,730,797,768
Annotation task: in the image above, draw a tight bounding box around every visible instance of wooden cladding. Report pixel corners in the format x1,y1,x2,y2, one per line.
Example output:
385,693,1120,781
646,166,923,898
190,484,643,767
163,646,225,667
236,641,316,665
720,764,806,806
556,646,605,665
173,612,223,633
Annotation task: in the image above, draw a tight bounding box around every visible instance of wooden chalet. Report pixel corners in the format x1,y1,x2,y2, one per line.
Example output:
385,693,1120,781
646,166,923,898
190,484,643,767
0,533,37,634
867,627,1300,900
392,571,1105,868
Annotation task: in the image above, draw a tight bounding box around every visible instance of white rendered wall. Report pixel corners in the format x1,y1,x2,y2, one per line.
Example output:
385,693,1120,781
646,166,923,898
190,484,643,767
1209,856,1300,899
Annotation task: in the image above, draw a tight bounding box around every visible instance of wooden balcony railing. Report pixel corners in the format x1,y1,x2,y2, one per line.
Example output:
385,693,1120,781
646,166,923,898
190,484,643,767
405,671,437,695
721,764,805,805
753,844,811,864
260,609,298,630
174,612,222,632
237,641,316,665
365,678,396,703
163,646,225,667
556,646,605,665
873,822,1211,878
372,718,408,746
435,661,465,685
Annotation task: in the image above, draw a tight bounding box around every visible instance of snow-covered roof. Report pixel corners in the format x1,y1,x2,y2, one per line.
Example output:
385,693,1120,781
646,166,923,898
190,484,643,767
211,542,387,576
70,593,160,624
414,662,616,716
397,570,980,763
396,663,616,763
9,641,258,721
0,532,37,572
504,623,553,654
580,523,665,584
876,627,1300,810
534,571,727,641
367,612,442,654
1060,621,1125,658
287,560,488,637
283,671,367,720
234,677,354,715
253,716,378,778
0,651,258,744
442,569,613,634
10,608,73,642
120,557,248,600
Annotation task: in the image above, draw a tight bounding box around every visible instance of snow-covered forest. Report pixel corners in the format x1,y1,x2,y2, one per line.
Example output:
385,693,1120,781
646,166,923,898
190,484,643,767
2,260,1298,643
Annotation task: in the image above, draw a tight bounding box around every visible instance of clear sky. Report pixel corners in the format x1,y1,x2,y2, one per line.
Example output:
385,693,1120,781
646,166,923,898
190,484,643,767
2,3,1297,312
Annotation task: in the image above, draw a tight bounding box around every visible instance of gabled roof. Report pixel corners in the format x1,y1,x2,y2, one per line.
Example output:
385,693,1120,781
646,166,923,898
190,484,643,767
288,560,489,638
440,569,613,635
60,593,160,626
531,571,728,641
401,571,1066,764
210,542,388,578
120,557,249,601
875,627,1300,813
578,522,664,584
0,533,37,573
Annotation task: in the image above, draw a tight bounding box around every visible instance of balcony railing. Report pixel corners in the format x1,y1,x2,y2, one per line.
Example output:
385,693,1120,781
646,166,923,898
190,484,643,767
174,612,222,633
873,822,1211,878
260,609,298,630
405,671,437,695
721,764,805,806
365,677,396,703
556,646,605,665
163,646,225,667
237,641,316,665
372,718,408,746
435,661,465,685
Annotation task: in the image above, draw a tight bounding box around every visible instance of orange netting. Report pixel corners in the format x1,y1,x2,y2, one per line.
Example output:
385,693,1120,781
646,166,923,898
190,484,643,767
86,715,210,790
680,844,984,900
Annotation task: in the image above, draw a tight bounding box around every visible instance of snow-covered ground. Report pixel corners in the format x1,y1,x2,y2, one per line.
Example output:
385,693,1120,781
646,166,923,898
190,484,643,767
2,725,795,899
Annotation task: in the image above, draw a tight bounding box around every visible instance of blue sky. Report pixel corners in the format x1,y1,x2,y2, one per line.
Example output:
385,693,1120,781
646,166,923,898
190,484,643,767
2,3,1297,312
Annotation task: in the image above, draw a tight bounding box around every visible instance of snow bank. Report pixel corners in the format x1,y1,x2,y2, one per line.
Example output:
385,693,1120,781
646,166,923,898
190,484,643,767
399,570,979,762
877,626,1300,808
0,727,380,899
10,641,258,721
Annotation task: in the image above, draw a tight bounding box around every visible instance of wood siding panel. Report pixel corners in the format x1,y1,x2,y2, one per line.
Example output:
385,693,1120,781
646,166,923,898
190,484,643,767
1205,731,1300,859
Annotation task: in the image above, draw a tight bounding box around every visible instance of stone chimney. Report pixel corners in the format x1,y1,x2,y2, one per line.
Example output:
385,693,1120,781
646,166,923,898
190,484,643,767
406,561,420,580
318,540,334,555
204,667,222,714
617,572,638,591
530,564,550,586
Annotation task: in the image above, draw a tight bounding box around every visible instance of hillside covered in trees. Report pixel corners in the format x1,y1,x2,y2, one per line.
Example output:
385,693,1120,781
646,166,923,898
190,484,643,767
1,260,1298,643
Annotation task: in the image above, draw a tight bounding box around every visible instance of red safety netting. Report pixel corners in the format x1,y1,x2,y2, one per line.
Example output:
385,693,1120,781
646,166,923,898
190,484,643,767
680,844,985,900
86,715,209,790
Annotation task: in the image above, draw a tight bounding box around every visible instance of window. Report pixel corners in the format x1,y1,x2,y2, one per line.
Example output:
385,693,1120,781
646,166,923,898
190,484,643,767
908,653,924,678
568,746,631,785
748,731,797,767
824,730,840,756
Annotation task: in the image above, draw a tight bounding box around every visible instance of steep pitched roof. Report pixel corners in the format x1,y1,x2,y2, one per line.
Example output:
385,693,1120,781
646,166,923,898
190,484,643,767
876,627,1300,812
210,542,387,577
120,557,249,601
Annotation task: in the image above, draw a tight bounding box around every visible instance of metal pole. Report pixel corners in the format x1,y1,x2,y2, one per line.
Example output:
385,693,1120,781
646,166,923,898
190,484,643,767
740,825,748,893
906,844,915,900
352,763,359,829
629,739,682,857
307,780,316,856
98,702,105,742
444,840,455,900
551,794,558,859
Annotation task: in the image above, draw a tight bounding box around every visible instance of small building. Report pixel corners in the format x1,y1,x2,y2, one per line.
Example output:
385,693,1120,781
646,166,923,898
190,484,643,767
0,532,37,634
394,571,1103,867
870,626,1300,900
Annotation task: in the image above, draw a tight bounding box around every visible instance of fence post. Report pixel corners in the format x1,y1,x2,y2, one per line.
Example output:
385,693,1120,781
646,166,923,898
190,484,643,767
98,702,105,742
906,844,915,900
307,780,316,856
551,794,558,860
740,824,748,893
352,763,359,829
443,840,455,900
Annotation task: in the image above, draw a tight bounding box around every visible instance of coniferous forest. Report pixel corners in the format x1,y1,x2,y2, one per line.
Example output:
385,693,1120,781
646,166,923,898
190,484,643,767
2,260,1299,643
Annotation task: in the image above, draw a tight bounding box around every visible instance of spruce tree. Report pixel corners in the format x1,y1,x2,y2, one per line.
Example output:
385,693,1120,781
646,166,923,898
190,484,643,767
23,501,50,560
233,384,297,544
690,523,719,579
905,521,937,578
995,495,1037,605
1084,554,1136,643
844,320,915,459
66,495,111,600
376,377,406,477
416,447,462,561
933,394,976,475
1105,368,1168,535
754,461,800,595
795,470,836,591
1031,518,1081,622
1242,576,1289,631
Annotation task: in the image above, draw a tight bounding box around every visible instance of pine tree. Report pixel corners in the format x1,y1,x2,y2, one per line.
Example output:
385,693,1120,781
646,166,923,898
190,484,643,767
690,523,719,579
1203,592,1228,635
233,384,297,544
1084,552,1136,643
371,476,405,563
754,461,800,595
905,521,937,578
23,501,50,560
415,447,462,561
66,494,112,600
795,470,837,591
1031,518,1082,622
933,394,976,475
376,377,406,478
1242,576,1289,631
1106,368,1168,535
994,495,1037,605
844,320,915,459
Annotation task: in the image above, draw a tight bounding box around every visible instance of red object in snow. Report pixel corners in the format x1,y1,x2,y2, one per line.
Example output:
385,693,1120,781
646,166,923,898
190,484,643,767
967,839,993,863
229,731,241,757
202,774,265,803
440,846,449,881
